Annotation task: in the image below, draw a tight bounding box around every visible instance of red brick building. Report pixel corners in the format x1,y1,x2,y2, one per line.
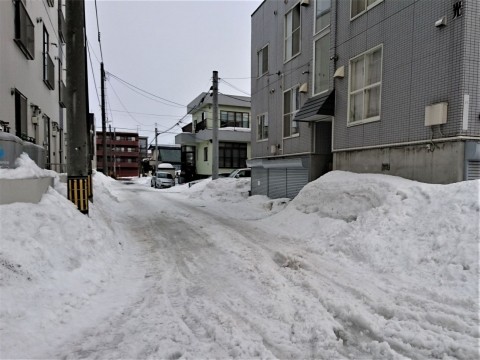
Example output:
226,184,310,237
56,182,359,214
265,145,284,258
96,131,140,178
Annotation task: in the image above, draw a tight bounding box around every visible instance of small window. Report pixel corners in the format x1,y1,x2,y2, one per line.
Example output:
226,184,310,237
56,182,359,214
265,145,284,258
46,0,54,7
284,3,301,61
351,0,382,19
14,89,28,140
314,33,330,95
258,45,269,77
14,0,35,60
348,45,383,124
257,113,268,141
204,146,208,161
315,0,331,33
283,86,300,137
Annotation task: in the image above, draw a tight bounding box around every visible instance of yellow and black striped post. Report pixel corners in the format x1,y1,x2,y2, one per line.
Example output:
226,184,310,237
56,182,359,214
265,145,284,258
68,176,89,214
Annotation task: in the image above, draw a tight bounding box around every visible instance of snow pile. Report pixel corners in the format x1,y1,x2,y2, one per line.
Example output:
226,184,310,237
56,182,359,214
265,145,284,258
0,153,57,180
0,171,129,357
186,177,251,202
1,168,478,359
270,171,480,277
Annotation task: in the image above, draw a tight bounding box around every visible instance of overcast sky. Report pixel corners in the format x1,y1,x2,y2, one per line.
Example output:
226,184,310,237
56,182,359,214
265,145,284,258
85,0,260,146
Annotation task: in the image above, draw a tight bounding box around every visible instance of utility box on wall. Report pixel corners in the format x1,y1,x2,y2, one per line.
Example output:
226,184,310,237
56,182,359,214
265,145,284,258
425,102,448,126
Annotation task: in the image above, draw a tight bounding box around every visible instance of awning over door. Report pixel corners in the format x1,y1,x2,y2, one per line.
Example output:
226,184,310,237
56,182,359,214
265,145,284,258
294,91,335,122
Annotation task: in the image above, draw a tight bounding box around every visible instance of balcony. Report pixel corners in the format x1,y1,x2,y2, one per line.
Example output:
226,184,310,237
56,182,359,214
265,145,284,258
14,0,35,60
59,80,66,108
195,120,206,133
44,53,55,90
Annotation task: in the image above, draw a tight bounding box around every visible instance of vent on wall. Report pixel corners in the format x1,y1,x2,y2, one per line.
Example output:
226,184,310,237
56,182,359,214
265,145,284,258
425,102,448,126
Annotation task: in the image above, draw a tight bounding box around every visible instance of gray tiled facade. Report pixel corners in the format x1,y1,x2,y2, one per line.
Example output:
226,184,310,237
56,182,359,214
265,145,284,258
250,0,479,196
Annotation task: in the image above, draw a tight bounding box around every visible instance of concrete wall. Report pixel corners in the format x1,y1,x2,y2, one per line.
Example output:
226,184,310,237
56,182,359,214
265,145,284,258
334,140,466,184
0,177,54,205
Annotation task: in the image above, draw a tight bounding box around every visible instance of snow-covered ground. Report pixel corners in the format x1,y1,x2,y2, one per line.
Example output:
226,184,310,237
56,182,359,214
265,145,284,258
0,157,479,359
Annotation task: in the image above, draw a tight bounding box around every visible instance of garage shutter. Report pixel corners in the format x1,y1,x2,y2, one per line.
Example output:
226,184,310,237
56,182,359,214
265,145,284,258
467,160,480,180
251,168,268,196
268,169,287,199
286,168,309,198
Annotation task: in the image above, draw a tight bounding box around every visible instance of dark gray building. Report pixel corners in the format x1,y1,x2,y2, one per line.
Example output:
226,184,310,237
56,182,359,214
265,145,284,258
250,0,479,199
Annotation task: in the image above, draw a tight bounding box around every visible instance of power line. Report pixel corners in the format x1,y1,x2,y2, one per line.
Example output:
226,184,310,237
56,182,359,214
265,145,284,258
94,0,104,62
86,38,101,64
219,93,251,103
219,79,250,96
109,109,183,118
107,72,186,108
86,41,100,105
106,77,147,126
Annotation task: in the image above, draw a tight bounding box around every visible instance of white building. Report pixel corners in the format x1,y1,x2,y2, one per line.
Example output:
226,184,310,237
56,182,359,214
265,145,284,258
0,0,67,172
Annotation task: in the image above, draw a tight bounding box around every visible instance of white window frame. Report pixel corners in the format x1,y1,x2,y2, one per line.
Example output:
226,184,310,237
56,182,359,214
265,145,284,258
350,0,383,21
258,44,269,78
347,44,383,126
313,30,330,96
283,85,301,138
314,0,331,35
256,113,268,141
284,2,301,63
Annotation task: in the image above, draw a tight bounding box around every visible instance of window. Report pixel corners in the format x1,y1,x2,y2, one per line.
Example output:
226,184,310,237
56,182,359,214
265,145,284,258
314,34,330,95
44,115,51,169
204,146,208,161
258,45,269,77
315,0,331,33
257,113,268,141
351,0,382,19
220,111,250,128
219,142,247,168
14,0,35,60
283,86,300,137
47,0,54,7
14,89,28,140
284,3,301,61
348,45,382,124
43,27,55,90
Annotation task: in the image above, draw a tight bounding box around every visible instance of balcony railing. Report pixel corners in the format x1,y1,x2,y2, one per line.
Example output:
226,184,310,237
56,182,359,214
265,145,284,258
195,120,206,133
14,0,35,60
59,80,66,108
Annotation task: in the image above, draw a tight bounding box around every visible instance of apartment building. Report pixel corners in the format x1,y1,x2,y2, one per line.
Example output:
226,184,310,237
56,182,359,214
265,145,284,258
250,0,479,198
175,92,252,180
0,0,68,172
96,131,140,178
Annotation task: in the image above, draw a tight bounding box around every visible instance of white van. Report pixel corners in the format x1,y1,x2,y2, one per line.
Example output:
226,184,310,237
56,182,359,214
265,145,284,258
156,163,176,178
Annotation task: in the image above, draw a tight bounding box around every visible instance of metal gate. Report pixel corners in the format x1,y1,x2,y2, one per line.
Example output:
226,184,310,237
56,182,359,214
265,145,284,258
268,169,287,198
286,168,309,198
251,168,268,196
466,160,480,180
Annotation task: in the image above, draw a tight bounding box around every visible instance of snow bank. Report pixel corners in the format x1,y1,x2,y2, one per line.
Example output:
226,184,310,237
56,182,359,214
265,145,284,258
265,171,480,299
0,171,129,357
0,153,57,180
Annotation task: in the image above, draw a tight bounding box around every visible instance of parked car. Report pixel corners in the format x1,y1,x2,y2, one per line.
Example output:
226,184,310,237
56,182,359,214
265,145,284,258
228,168,251,178
151,172,175,188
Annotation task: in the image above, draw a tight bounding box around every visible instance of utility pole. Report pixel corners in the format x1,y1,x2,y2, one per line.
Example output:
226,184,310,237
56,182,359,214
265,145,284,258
212,70,219,180
155,124,158,174
66,0,89,214
101,62,107,175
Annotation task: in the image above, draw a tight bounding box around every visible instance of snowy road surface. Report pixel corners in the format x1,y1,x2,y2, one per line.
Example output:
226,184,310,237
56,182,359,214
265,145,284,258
1,169,478,359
